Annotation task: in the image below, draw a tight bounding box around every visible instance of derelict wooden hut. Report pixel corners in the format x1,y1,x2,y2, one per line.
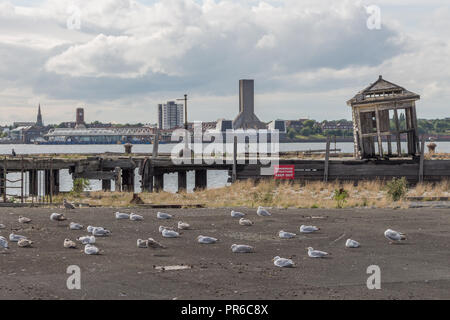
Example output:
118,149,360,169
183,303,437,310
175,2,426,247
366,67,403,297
347,76,420,159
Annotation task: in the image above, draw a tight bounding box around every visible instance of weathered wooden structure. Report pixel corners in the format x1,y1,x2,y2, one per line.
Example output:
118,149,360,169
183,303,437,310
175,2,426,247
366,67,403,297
348,76,420,159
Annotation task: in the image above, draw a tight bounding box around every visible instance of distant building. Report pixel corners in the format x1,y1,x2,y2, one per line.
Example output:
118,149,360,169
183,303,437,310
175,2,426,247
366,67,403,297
158,101,184,130
216,119,233,132
285,119,309,131
233,80,266,130
75,108,86,128
36,104,43,127
268,120,286,133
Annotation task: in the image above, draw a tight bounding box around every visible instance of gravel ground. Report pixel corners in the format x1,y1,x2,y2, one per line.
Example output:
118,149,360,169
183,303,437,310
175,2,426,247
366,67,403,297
1,206,450,300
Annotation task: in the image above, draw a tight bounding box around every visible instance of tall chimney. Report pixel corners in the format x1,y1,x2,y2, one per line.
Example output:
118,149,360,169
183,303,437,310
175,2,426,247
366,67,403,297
239,79,254,115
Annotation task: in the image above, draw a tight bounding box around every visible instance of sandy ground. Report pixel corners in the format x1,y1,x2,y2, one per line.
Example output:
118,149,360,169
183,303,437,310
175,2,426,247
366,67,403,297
0,206,450,300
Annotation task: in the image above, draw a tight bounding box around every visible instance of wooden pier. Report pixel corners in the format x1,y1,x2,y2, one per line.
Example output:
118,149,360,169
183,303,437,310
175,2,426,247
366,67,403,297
1,151,449,204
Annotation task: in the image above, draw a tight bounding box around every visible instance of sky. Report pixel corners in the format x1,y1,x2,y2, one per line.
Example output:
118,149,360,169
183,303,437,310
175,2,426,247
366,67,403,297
0,0,449,125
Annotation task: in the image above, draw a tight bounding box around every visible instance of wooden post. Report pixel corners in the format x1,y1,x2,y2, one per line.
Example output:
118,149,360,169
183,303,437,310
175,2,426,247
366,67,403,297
52,169,60,195
154,170,164,192
375,106,383,157
232,136,237,183
419,135,425,183
3,157,6,203
114,167,122,192
20,157,24,203
387,135,392,156
324,137,331,183
152,129,160,159
29,169,38,196
393,106,402,157
102,179,111,191
178,171,187,192
122,169,135,192
141,159,154,193
195,170,207,191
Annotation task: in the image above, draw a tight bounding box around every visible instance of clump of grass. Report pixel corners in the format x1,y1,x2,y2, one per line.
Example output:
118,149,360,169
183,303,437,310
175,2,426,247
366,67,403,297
70,178,90,196
386,177,408,201
333,188,349,208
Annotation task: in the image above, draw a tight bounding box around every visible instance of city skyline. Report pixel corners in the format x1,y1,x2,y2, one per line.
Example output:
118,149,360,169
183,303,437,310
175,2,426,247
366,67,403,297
1,0,449,125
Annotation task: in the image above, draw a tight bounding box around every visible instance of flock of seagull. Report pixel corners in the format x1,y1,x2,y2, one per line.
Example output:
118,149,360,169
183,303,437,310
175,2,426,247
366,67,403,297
0,201,408,269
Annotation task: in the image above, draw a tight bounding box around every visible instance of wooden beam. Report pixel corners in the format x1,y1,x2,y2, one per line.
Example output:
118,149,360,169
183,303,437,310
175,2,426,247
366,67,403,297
419,136,425,183
324,137,331,183
393,107,402,157
375,106,384,157
195,170,207,191
178,171,187,192
152,129,160,159
232,136,237,183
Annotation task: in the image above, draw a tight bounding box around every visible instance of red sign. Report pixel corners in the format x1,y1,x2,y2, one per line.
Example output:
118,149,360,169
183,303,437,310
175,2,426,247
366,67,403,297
274,165,295,180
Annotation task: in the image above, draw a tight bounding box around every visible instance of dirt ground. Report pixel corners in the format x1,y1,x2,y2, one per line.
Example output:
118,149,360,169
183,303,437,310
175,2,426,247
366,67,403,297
0,206,449,300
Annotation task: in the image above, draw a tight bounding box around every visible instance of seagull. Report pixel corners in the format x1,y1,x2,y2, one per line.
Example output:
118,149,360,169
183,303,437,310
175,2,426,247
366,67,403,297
157,212,172,220
178,221,190,230
279,230,296,239
231,244,254,253
137,239,149,248
64,239,77,249
63,199,76,210
197,235,218,244
257,206,271,216
115,212,130,220
384,229,407,244
0,236,9,251
273,256,294,268
162,229,179,238
84,244,100,255
9,233,27,242
231,210,245,218
69,222,84,230
18,216,32,224
345,239,360,248
307,247,329,258
77,235,96,244
17,239,33,248
148,238,165,249
0,224,5,229
239,218,253,226
159,226,174,233
50,213,67,221
130,213,144,221
92,227,111,237
300,225,320,233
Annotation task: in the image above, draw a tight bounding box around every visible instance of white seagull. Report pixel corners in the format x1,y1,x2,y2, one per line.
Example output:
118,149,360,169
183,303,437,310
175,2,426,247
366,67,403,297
50,213,67,221
273,256,295,268
148,238,165,249
157,212,172,220
137,239,149,248
91,227,111,237
0,236,9,251
178,221,190,230
115,212,130,220
384,229,407,244
279,231,296,239
197,235,218,244
162,229,179,238
231,244,254,253
18,239,33,248
159,226,174,233
84,244,100,255
18,216,32,224
9,233,27,242
63,199,76,210
69,222,84,230
239,218,253,226
64,239,77,248
300,225,320,233
231,210,245,218
307,247,329,258
345,239,360,248
77,235,96,244
0,224,5,229
130,213,144,221
257,206,271,216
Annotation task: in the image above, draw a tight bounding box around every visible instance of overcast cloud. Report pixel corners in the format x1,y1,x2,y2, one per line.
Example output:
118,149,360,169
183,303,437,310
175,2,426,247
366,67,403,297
0,0,449,125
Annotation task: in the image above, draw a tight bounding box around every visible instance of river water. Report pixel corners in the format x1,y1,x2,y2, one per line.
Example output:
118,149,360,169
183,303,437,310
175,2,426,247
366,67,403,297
2,142,449,194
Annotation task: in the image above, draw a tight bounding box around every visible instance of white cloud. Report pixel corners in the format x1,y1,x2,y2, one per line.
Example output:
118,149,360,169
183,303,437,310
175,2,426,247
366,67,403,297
0,0,449,124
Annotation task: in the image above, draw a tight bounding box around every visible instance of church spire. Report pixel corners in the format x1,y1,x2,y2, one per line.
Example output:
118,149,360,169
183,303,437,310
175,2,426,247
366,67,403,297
36,103,43,127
